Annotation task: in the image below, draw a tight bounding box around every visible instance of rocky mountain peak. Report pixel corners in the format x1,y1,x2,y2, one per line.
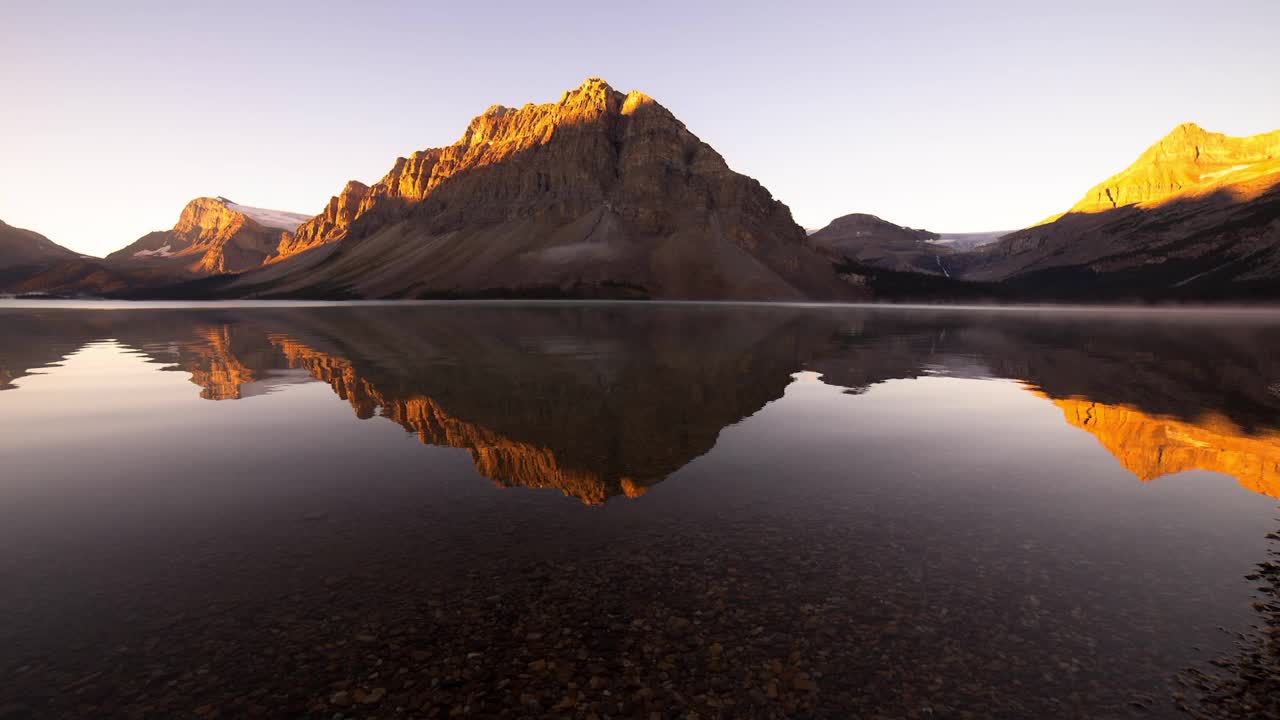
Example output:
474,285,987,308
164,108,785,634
273,77,695,259
236,77,851,300
109,196,303,274
1068,124,1280,214
174,197,240,233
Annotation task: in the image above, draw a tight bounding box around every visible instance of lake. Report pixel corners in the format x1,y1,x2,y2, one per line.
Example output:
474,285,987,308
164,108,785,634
1,301,1277,719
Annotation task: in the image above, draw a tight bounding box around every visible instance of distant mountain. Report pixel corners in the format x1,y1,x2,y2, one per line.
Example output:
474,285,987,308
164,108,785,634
0,219,79,269
1,259,138,297
806,215,1011,279
808,213,948,275
108,196,309,275
1067,122,1280,215
954,123,1280,298
206,78,854,301
0,220,113,296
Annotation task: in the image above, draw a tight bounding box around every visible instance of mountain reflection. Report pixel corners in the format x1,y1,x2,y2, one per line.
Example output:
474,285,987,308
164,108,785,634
1050,398,1280,498
147,306,832,504
2,305,1279,502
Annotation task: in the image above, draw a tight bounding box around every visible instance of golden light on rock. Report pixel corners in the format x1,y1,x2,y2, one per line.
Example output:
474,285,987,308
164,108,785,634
271,336,641,505
1049,395,1280,499
1068,123,1280,215
186,326,257,400
620,477,649,498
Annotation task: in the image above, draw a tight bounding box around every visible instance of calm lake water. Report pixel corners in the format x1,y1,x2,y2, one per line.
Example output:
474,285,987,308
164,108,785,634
1,301,1278,719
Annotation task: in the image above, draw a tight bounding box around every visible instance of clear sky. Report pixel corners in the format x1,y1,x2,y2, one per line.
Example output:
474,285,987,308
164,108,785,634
2,0,1278,256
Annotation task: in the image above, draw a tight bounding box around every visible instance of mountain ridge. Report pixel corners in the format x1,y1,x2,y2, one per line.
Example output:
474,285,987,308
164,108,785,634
9,106,1280,302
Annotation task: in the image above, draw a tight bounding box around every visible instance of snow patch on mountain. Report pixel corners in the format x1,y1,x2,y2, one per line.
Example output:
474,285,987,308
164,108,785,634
216,197,311,232
134,244,174,258
929,231,1009,251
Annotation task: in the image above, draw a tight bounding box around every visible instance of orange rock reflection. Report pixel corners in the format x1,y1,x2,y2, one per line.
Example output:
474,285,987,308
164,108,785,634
272,336,660,505
186,326,256,400
1050,396,1280,498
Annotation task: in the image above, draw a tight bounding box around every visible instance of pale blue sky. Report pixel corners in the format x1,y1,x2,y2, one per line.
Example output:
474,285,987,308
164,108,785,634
2,0,1277,256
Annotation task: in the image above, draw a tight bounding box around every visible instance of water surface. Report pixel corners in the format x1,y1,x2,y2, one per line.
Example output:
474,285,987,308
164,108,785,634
1,302,1278,719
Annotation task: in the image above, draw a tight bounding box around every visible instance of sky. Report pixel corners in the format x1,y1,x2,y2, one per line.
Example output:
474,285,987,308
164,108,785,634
2,0,1278,256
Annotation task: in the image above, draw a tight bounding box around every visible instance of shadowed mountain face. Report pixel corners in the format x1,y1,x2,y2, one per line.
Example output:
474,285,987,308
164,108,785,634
807,213,947,275
0,220,121,296
206,78,853,301
3,305,1280,502
0,220,79,269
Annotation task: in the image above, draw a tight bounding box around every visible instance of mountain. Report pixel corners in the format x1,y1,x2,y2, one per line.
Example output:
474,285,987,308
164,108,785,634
0,259,146,297
108,196,309,275
954,123,1280,298
1067,122,1280,215
0,220,138,297
0,219,80,269
206,78,854,301
808,213,948,275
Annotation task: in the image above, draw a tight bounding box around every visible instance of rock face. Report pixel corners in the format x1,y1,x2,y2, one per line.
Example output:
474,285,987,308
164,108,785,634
808,213,947,274
227,78,853,301
953,123,1280,297
276,181,369,259
108,197,309,275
